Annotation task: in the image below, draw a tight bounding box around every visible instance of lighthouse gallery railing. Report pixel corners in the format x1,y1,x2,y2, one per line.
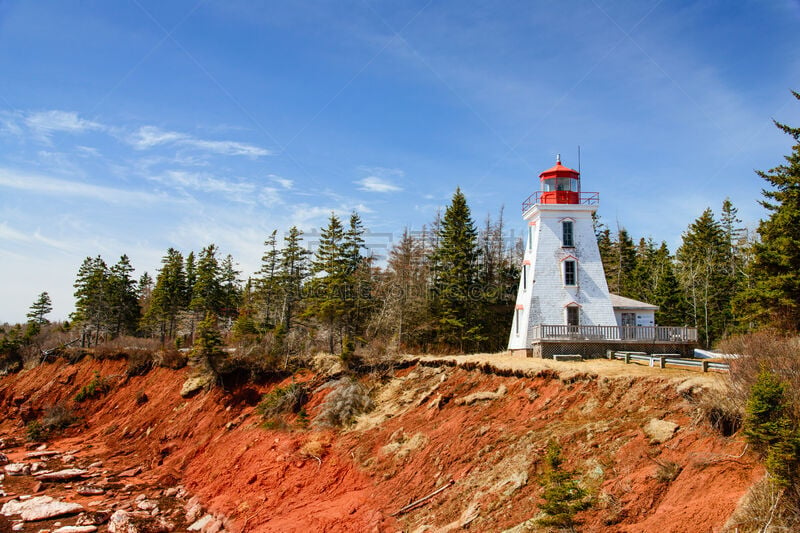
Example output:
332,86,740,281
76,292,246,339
522,191,600,212
531,324,698,343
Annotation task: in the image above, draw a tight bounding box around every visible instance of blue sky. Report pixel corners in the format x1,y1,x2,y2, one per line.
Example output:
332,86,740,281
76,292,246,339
1,0,799,324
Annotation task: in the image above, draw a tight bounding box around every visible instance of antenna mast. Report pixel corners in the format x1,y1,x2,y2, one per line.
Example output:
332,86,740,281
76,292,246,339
578,145,581,173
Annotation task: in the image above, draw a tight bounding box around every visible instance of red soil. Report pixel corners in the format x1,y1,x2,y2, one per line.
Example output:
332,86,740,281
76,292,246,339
0,356,762,532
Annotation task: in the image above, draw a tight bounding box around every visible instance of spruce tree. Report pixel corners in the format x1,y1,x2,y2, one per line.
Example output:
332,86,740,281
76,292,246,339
257,230,281,329
145,248,187,341
27,292,53,326
432,188,483,351
307,213,348,353
72,256,109,346
737,92,800,330
190,244,223,316
676,209,730,347
278,226,310,331
537,440,591,530
107,255,139,337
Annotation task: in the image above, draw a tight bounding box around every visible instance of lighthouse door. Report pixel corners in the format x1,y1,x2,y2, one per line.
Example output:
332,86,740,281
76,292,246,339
621,312,636,339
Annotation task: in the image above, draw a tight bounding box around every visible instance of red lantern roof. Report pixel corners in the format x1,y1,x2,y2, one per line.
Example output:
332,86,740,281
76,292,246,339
539,161,580,179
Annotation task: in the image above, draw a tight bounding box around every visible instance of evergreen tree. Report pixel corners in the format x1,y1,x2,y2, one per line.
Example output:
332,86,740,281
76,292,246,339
145,248,187,341
306,213,349,353
107,255,140,337
743,369,800,487
736,92,800,330
185,251,197,305
342,211,372,347
257,230,281,329
191,312,226,377
537,440,591,531
431,188,483,351
72,256,109,346
27,292,53,326
190,244,223,316
278,226,310,331
651,243,688,326
599,227,636,296
219,254,241,321
676,209,730,347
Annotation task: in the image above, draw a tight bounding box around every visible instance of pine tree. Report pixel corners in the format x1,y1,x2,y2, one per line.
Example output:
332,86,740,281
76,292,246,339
537,440,591,531
743,369,800,487
278,226,310,331
736,92,800,330
257,230,281,329
676,209,730,347
651,243,688,326
342,211,372,348
145,248,187,341
190,244,223,316
185,251,197,305
431,188,483,351
106,255,139,337
72,256,109,346
27,292,53,326
306,213,349,353
191,312,226,377
219,254,241,321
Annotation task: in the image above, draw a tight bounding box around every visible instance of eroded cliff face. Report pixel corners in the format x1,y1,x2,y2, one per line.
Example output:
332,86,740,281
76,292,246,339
0,355,761,532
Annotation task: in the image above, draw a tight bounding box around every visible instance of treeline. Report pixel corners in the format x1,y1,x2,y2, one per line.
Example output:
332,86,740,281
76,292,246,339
595,197,747,347
6,93,800,355
60,188,520,357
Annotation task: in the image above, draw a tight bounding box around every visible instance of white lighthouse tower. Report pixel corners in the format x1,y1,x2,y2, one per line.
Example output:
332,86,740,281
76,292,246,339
508,156,617,355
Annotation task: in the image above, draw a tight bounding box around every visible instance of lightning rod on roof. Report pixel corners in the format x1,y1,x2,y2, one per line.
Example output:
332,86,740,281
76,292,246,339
578,145,581,174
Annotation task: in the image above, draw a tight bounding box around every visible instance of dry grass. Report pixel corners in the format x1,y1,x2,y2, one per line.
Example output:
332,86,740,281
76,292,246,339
413,352,725,385
313,378,374,428
724,477,800,532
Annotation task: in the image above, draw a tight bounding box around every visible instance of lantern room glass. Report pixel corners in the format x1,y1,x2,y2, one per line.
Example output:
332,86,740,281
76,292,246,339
542,177,579,192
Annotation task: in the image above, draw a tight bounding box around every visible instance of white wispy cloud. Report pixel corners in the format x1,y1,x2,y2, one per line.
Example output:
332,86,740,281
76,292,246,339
127,125,270,157
0,167,167,204
357,176,402,192
270,174,294,189
24,110,103,139
356,166,404,192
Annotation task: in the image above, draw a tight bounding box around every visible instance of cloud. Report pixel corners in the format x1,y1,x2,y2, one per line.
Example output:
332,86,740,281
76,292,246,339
24,110,103,139
270,174,294,189
0,167,167,204
127,125,270,157
357,176,402,192
356,166,404,193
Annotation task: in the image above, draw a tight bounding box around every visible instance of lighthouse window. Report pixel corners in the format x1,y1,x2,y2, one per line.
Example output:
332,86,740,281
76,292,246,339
564,260,577,286
523,264,527,290
562,221,574,247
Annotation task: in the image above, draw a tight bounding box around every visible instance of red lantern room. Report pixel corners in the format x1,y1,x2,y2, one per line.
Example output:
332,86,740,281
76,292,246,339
539,154,580,204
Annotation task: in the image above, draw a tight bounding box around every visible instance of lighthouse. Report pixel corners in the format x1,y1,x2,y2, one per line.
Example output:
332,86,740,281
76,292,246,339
508,155,618,355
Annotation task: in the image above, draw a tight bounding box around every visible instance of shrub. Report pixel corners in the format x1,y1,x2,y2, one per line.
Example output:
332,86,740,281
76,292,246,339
537,440,592,530
75,371,111,402
42,404,77,430
25,420,45,442
26,403,77,441
313,378,373,428
743,368,800,488
257,382,308,428
653,460,682,483
156,349,187,370
126,350,154,376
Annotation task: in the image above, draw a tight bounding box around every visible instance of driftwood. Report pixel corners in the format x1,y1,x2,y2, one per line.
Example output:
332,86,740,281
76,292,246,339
390,479,455,517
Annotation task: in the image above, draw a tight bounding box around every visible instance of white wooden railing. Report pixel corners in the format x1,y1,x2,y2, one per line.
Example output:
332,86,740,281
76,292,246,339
531,324,697,343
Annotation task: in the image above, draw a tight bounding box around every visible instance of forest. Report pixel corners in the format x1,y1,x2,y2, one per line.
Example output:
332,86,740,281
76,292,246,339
3,93,800,364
